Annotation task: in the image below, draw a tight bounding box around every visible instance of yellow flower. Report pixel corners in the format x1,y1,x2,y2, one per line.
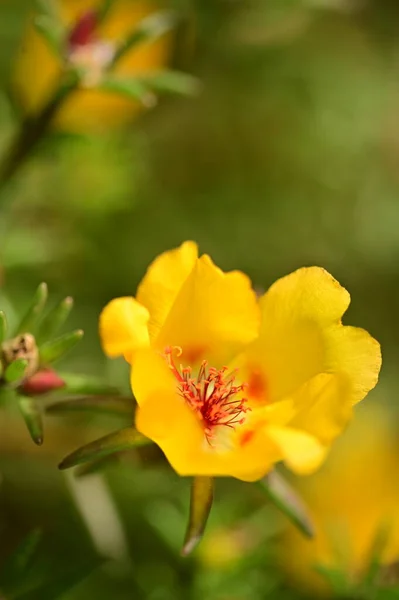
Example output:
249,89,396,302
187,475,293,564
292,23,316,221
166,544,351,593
278,408,399,596
99,241,381,482
14,0,171,132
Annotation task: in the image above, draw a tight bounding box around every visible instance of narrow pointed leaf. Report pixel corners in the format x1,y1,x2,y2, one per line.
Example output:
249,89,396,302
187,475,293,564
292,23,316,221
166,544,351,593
4,359,28,383
139,70,200,96
361,522,390,589
182,476,214,556
97,0,115,23
0,311,7,344
0,529,42,587
16,283,48,335
259,471,314,538
98,77,156,107
58,372,119,395
46,395,134,416
39,329,83,364
34,15,64,57
18,396,44,445
59,427,150,469
37,296,74,344
35,0,59,18
112,11,176,65
74,455,119,478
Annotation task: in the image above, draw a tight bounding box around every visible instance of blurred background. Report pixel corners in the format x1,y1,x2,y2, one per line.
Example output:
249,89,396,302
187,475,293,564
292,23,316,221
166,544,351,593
1,0,399,598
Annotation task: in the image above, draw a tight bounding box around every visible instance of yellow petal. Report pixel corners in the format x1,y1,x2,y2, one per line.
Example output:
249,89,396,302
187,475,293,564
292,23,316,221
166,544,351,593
99,297,150,359
289,373,353,445
267,426,327,474
132,349,276,481
155,254,260,367
324,325,381,404
136,241,198,341
245,267,351,403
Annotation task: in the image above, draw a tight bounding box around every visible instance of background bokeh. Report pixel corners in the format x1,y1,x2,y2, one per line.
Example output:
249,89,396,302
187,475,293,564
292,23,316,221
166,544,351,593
1,0,399,598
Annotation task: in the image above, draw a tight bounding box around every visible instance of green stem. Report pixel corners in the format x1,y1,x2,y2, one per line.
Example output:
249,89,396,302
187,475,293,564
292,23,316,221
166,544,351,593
0,71,79,192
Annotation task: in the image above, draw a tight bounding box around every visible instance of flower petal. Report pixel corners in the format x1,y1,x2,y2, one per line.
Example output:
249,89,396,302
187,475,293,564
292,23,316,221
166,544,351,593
132,349,276,481
324,325,381,404
267,426,327,475
289,373,353,445
99,297,150,359
154,254,260,367
137,241,198,341
245,267,351,403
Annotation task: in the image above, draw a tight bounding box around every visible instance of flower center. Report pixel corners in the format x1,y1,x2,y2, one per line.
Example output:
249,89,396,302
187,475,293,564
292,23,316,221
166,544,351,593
164,347,251,443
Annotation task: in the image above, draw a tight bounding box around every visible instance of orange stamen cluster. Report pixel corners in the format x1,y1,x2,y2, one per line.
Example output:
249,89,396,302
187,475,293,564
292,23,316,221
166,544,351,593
164,347,251,443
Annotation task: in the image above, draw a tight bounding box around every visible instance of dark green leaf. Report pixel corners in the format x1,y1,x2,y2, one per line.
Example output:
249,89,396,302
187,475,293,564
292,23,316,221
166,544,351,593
4,359,28,383
74,455,120,478
0,311,7,344
0,529,42,590
259,470,315,538
15,283,48,335
46,395,134,416
13,560,104,600
182,476,214,556
18,396,44,445
112,11,176,66
39,329,83,364
59,427,150,469
98,77,156,107
36,296,73,344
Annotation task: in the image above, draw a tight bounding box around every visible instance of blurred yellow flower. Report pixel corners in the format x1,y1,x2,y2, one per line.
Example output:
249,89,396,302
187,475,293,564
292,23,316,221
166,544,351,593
279,408,399,597
14,0,171,132
99,241,381,482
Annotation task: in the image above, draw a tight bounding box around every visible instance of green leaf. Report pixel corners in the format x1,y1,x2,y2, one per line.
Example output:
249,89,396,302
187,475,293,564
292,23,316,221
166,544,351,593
36,296,74,344
46,395,134,417
112,10,176,66
18,396,44,445
97,0,115,23
0,311,7,344
0,529,42,590
313,563,351,596
259,470,315,538
58,427,150,469
39,329,84,364
4,359,28,383
98,77,156,107
361,521,390,591
15,283,48,335
138,70,201,96
182,476,214,556
33,15,65,58
57,372,119,395
35,0,59,18
74,455,119,478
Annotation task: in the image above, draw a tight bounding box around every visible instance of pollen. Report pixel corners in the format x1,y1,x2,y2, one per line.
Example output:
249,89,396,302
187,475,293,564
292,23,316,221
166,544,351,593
164,346,251,443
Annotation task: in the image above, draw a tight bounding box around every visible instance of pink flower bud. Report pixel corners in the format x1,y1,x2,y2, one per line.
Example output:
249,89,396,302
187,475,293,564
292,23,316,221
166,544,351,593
21,368,65,396
68,11,98,48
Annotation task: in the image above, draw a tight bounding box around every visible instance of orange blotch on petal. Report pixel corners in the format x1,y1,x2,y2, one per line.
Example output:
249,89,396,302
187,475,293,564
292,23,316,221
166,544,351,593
247,367,268,403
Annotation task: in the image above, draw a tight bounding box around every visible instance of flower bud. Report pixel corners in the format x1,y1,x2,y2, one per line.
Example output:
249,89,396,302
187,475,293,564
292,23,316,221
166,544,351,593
68,10,98,49
21,367,65,396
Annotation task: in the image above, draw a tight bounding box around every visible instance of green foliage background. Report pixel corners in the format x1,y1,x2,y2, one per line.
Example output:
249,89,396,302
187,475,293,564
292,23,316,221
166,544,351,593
0,0,398,598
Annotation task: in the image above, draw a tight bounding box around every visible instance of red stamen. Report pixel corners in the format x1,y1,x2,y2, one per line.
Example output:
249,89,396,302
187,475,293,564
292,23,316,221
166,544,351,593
164,347,250,444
